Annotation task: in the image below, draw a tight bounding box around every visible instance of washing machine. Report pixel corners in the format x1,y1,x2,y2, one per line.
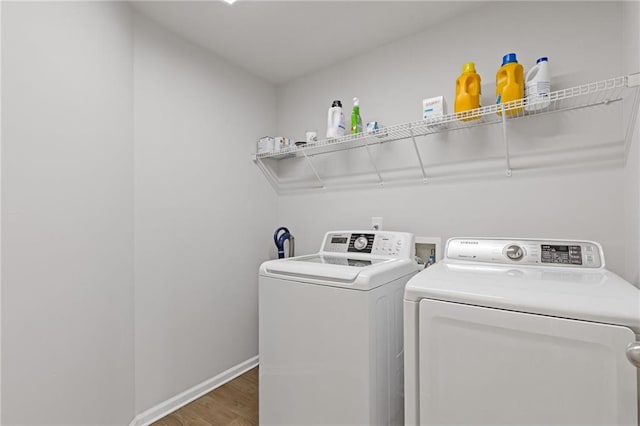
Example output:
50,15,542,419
259,230,420,426
404,237,640,426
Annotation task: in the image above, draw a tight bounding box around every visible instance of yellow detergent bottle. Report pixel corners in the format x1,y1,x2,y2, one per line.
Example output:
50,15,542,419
454,62,481,121
496,53,524,116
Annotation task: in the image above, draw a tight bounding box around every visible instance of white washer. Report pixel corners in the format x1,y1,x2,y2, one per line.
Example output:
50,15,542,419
259,230,419,426
404,237,640,426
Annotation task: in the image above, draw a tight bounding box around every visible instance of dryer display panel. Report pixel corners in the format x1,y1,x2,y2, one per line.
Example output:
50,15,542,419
541,245,582,265
446,239,603,268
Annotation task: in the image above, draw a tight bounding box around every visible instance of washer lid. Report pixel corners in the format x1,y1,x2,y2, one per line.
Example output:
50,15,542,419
260,255,418,290
404,262,640,333
291,254,388,268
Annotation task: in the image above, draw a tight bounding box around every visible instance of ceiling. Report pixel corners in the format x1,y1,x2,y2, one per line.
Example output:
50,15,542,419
132,1,482,84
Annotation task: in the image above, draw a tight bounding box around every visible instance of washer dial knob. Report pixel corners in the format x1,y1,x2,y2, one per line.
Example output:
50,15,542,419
505,245,524,261
354,236,369,250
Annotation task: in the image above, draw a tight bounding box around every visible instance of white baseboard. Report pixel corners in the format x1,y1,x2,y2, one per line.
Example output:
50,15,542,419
129,355,259,426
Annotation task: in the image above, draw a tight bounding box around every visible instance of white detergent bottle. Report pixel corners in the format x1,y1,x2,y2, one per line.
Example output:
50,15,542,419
525,57,550,111
326,100,346,138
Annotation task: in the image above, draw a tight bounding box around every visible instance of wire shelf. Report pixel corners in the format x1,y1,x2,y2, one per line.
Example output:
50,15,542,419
254,73,640,193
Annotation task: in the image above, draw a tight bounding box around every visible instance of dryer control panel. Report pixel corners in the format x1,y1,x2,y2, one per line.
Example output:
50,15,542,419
321,231,415,259
446,238,604,268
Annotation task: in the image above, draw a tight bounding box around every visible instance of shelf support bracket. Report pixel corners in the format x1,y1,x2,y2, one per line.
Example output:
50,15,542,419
302,151,325,189
624,88,640,162
255,156,282,194
409,126,428,183
501,104,512,177
364,142,384,185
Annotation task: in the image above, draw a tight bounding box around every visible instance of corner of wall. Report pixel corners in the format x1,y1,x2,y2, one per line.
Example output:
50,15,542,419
622,0,640,286
0,0,4,422
132,11,277,416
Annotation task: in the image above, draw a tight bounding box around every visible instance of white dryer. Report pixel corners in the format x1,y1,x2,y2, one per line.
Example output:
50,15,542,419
259,230,419,426
404,237,640,426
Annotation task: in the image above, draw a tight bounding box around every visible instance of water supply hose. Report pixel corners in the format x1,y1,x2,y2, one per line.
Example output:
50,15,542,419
274,227,294,259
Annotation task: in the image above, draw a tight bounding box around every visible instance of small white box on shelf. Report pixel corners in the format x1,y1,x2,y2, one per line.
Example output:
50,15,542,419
257,136,274,154
422,96,446,120
274,137,293,152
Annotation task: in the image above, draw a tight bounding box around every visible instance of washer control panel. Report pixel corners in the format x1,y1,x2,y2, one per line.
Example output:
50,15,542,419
321,231,414,259
446,238,603,268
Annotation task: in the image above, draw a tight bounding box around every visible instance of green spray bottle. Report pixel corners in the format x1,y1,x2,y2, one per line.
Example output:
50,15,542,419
351,97,363,134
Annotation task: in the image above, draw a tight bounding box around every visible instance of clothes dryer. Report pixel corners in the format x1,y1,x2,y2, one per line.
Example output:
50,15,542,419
404,237,640,426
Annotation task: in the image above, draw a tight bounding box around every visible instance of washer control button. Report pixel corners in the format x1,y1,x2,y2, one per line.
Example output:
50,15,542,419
505,245,524,261
354,236,369,250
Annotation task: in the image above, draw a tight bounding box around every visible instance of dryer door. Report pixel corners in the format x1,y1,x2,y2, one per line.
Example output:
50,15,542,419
418,298,638,426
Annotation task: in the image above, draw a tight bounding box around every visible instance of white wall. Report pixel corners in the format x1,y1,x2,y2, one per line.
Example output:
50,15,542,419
1,4,278,422
1,2,135,425
1,1,4,421
133,13,277,414
623,1,640,286
276,1,631,278
2,4,278,423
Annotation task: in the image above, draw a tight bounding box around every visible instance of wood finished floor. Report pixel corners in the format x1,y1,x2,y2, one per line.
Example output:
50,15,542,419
152,367,258,426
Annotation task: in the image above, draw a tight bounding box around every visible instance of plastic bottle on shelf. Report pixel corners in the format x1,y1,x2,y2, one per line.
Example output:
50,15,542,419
525,57,551,111
496,53,525,116
351,97,363,134
326,100,346,138
454,62,482,121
